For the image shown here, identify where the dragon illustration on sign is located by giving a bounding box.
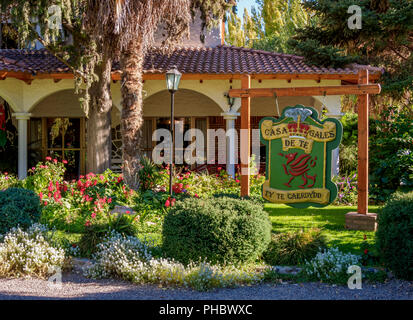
[278,152,317,188]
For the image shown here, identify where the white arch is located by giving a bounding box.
[0,89,20,112]
[142,80,229,112]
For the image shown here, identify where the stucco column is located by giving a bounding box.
[221,111,240,178]
[327,113,344,177]
[13,113,31,180]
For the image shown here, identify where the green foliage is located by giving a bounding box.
[78,213,138,257]
[339,145,358,176]
[263,229,326,266]
[369,107,413,200]
[162,197,272,265]
[333,173,358,206]
[291,0,413,98]
[376,191,413,280]
[226,0,310,53]
[0,188,41,234]
[288,38,357,68]
[0,172,18,190]
[138,156,163,191]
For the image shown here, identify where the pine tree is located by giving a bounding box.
[290,0,413,104]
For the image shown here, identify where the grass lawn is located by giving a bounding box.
[265,204,381,255]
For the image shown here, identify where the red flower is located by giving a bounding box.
[85,220,91,227]
[194,193,199,198]
[72,244,77,248]
[91,212,97,219]
[364,249,369,255]
[165,200,170,208]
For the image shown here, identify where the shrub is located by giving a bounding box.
[0,188,41,234]
[138,156,163,191]
[162,197,272,264]
[302,247,361,284]
[0,224,66,278]
[263,229,326,266]
[376,191,413,280]
[78,213,138,257]
[369,107,413,201]
[86,232,261,291]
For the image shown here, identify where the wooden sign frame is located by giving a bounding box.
[229,69,380,228]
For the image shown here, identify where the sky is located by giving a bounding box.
[235,0,256,15]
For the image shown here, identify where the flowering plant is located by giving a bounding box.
[0,171,17,190]
[0,224,66,278]
[85,232,262,291]
[333,173,358,206]
[302,247,361,284]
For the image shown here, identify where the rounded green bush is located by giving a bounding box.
[0,188,41,234]
[162,197,272,265]
[376,191,413,280]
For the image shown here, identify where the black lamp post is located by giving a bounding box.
[165,66,182,196]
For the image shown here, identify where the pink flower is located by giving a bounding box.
[85,220,91,227]
[165,200,170,208]
[126,211,131,214]
[45,157,52,161]
[53,159,58,164]
[62,160,68,164]
[194,193,199,198]
[91,212,97,219]
[235,179,240,183]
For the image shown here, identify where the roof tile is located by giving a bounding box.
[0,46,383,76]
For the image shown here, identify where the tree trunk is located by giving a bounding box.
[86,54,113,174]
[119,41,145,189]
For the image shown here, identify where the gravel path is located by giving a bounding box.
[0,273,411,300]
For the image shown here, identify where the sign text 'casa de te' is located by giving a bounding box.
[259,105,343,208]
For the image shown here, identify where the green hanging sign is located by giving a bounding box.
[259,105,343,208]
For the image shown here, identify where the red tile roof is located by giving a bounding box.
[0,45,383,77]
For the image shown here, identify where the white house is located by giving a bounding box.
[0,20,382,180]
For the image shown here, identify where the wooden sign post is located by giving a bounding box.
[345,69,378,231]
[230,70,380,230]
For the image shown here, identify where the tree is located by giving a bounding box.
[225,0,310,53]
[289,0,413,108]
[0,0,113,174]
[83,0,233,189]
